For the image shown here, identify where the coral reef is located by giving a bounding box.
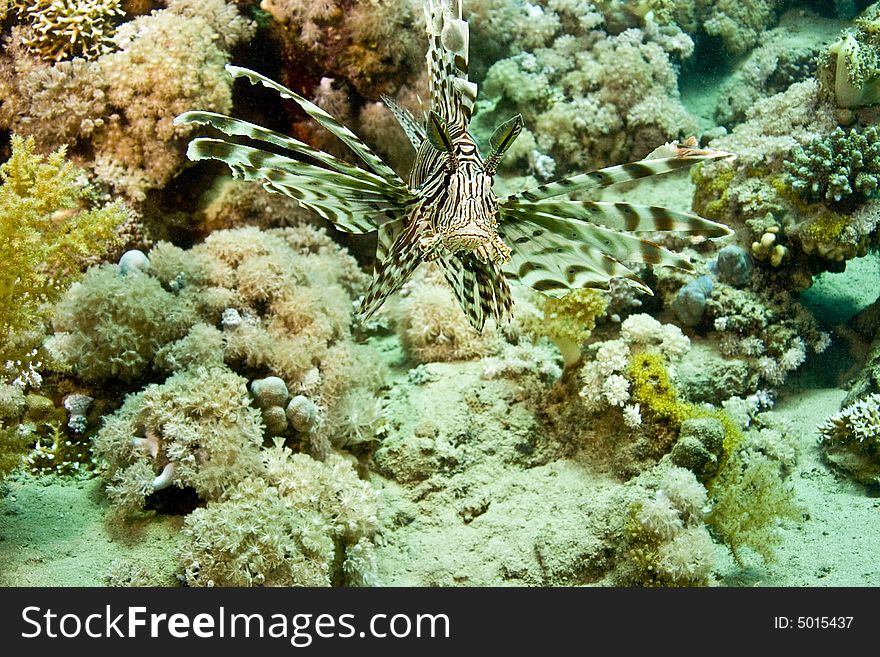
[472,7,697,176]
[0,135,129,385]
[10,0,125,62]
[0,0,255,200]
[714,11,842,127]
[179,445,378,587]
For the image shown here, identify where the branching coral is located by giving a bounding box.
[0,135,128,384]
[784,126,880,203]
[11,0,125,62]
[706,437,801,564]
[819,393,880,485]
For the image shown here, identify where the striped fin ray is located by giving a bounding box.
[187,138,409,233]
[224,65,402,183]
[424,0,475,123]
[498,208,702,297]
[175,110,408,197]
[359,219,426,318]
[503,199,731,236]
[501,206,695,271]
[502,150,732,205]
[380,95,425,150]
[438,254,512,330]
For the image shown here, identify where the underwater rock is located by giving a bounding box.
[712,245,753,288]
[118,249,150,275]
[671,275,713,327]
[670,417,725,481]
[286,395,320,433]
[250,376,290,410]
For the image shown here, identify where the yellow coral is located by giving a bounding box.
[0,135,128,382]
[627,351,685,428]
[523,288,608,367]
[13,0,125,62]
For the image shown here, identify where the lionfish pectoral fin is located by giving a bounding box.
[359,219,427,319]
[438,254,513,332]
[498,207,690,297]
[503,149,734,204]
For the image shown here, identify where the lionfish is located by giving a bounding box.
[175,0,732,331]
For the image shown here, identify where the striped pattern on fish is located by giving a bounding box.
[175,0,733,332]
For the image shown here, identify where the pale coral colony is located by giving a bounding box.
[1,0,880,588]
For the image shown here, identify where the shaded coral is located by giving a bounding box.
[714,11,842,127]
